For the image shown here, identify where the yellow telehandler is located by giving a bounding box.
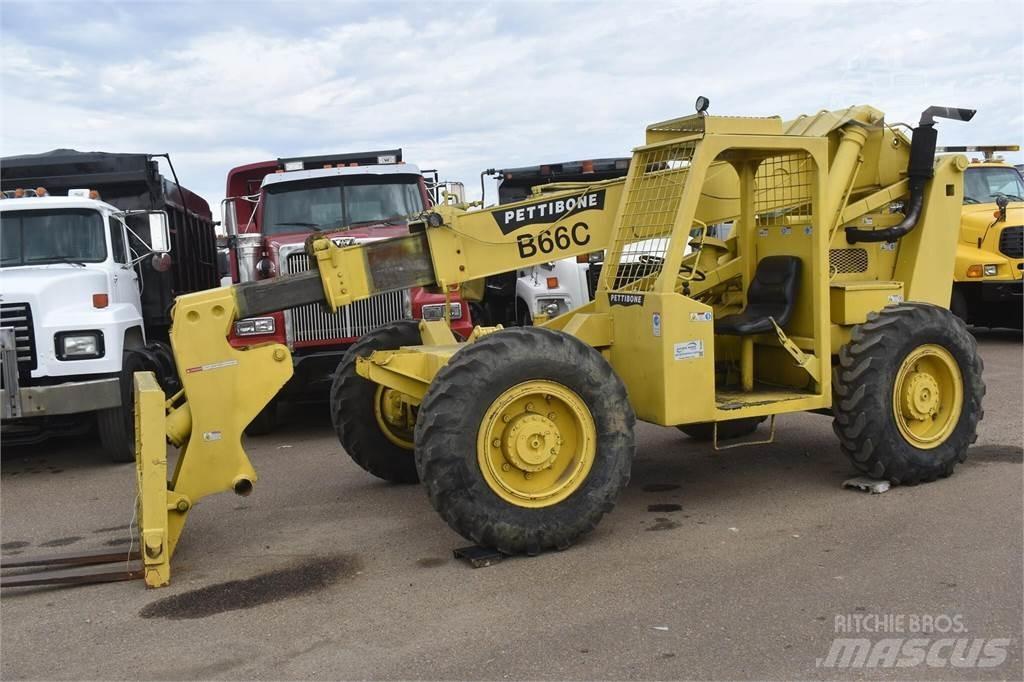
[2,101,985,588]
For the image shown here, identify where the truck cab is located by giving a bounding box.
[475,158,632,326]
[221,150,472,432]
[0,190,169,448]
[942,146,1023,328]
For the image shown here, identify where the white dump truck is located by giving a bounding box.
[0,150,218,461]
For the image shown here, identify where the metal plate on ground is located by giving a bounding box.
[453,545,503,568]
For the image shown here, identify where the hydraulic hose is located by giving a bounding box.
[846,106,975,244]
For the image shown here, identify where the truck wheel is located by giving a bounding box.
[414,327,635,554]
[832,303,985,484]
[949,286,969,325]
[677,417,766,441]
[97,351,149,463]
[244,397,279,436]
[331,321,422,484]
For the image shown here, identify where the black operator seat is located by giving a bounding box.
[715,256,802,336]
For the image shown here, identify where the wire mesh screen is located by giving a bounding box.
[601,141,697,292]
[754,152,814,228]
[829,248,868,274]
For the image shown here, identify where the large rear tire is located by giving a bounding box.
[414,327,635,554]
[330,321,422,484]
[832,303,984,484]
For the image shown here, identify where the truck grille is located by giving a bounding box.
[998,226,1023,259]
[283,252,411,343]
[0,302,37,373]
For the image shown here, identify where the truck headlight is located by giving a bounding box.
[234,317,276,336]
[983,264,998,277]
[536,297,565,316]
[55,331,104,360]
[420,302,463,321]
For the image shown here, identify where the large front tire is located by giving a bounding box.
[330,321,422,484]
[832,303,984,484]
[414,327,635,554]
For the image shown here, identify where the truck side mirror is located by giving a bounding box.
[148,212,171,253]
[221,198,238,236]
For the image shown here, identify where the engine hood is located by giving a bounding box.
[266,222,410,249]
[0,266,109,309]
[960,204,1023,239]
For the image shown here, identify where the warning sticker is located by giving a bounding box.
[887,294,904,304]
[652,313,662,337]
[781,226,792,236]
[674,340,704,361]
[689,311,713,322]
[203,431,222,442]
[758,228,769,238]
[185,359,239,374]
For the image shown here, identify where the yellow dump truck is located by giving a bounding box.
[941,145,1022,328]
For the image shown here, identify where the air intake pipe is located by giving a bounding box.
[846,106,975,244]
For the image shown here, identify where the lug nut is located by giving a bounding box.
[526,402,534,412]
[548,412,556,420]
[502,415,511,423]
[492,439,500,448]
[502,463,511,471]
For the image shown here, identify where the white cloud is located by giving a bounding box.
[1,0,1021,215]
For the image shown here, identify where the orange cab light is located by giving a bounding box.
[323,164,333,168]
[581,160,595,174]
[88,190,101,200]
[994,210,1003,218]
[35,186,48,196]
[547,277,559,289]
[349,162,358,167]
[14,188,24,198]
[576,254,589,263]
[92,293,109,308]
[965,264,984,278]
[274,169,284,173]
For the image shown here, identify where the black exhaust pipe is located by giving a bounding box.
[846,106,976,244]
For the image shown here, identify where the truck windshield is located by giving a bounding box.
[963,167,1024,204]
[262,175,425,235]
[0,209,107,267]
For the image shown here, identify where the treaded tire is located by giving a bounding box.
[97,351,149,463]
[832,303,985,484]
[414,327,635,554]
[677,417,766,441]
[244,397,279,436]
[330,321,422,484]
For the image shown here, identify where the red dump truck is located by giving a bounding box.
[221,149,473,433]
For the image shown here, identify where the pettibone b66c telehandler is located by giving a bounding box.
[2,101,985,588]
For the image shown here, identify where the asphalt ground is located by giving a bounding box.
[1,330,1021,680]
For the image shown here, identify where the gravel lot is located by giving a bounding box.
[2,330,1021,680]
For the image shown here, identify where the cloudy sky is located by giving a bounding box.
[2,0,1021,217]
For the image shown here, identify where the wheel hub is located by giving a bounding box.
[902,371,941,421]
[503,413,561,472]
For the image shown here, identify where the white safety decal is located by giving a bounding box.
[674,340,704,361]
[185,359,239,374]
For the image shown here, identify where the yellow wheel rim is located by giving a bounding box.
[373,385,415,450]
[477,380,597,508]
[892,344,963,450]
